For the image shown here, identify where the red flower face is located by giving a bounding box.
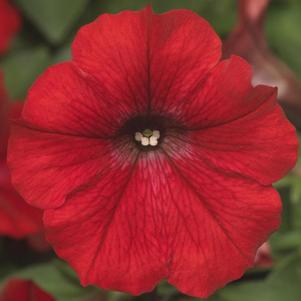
[0,73,43,239]
[0,279,55,301]
[0,0,20,55]
[8,8,298,297]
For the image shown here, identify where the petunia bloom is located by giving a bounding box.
[0,279,55,301]
[223,0,301,120]
[0,0,21,55]
[8,7,298,297]
[0,72,43,239]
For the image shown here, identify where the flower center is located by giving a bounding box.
[117,114,181,151]
[134,129,160,146]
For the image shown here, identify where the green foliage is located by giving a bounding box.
[272,136,301,256]
[16,0,89,44]
[219,253,301,301]
[0,47,50,99]
[90,0,235,36]
[1,260,98,301]
[266,1,301,77]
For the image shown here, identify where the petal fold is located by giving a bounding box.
[23,63,133,137]
[72,8,221,113]
[8,126,137,209]
[44,154,169,295]
[183,92,298,185]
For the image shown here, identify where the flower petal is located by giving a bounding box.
[44,150,280,297]
[22,62,134,137]
[0,72,9,158]
[24,9,221,137]
[180,90,298,185]
[0,0,21,54]
[168,55,271,128]
[8,126,137,209]
[162,151,281,297]
[0,191,42,238]
[159,55,298,185]
[157,144,281,296]
[0,279,55,301]
[72,8,221,113]
[0,162,42,238]
[44,153,168,295]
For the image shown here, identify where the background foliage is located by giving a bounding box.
[1,0,301,300]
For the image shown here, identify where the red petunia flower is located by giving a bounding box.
[223,0,301,118]
[0,279,55,301]
[8,7,298,297]
[0,72,43,239]
[0,0,21,55]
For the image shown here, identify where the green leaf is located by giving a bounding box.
[1,260,98,301]
[271,231,301,252]
[267,1,301,76]
[219,282,269,301]
[0,47,51,99]
[15,0,89,44]
[88,0,235,36]
[197,0,236,37]
[52,44,72,64]
[264,253,301,301]
[220,253,301,301]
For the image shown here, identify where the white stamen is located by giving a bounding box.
[135,132,142,142]
[149,136,159,146]
[134,129,160,147]
[141,137,150,146]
